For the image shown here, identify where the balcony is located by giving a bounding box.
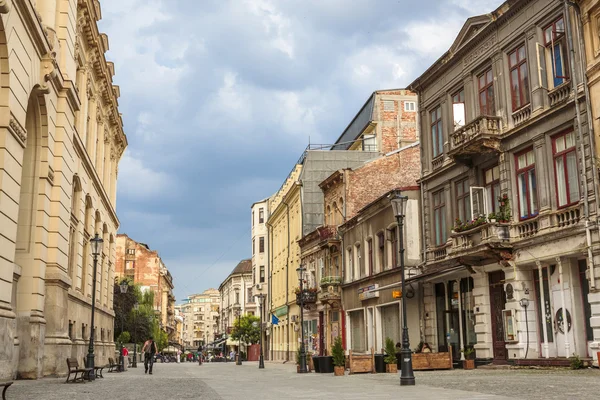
[318,276,342,306]
[295,289,317,308]
[449,222,511,265]
[449,116,501,160]
[510,205,582,242]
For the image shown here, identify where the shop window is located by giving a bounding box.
[349,310,366,352]
[553,131,579,207]
[515,148,538,219]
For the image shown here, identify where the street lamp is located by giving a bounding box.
[235,288,242,365]
[86,233,103,380]
[132,302,139,368]
[255,292,266,369]
[390,194,415,386]
[117,280,129,372]
[296,265,307,374]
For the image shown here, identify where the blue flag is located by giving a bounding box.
[271,314,279,325]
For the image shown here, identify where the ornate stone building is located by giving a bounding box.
[178,289,220,349]
[0,0,126,380]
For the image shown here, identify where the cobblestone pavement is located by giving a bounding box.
[8,361,600,400]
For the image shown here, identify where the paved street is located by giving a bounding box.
[8,361,600,400]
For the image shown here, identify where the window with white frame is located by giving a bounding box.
[544,16,569,89]
[553,131,579,207]
[347,247,354,281]
[404,101,416,112]
[515,148,539,220]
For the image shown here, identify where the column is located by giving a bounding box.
[75,68,88,143]
[86,96,97,159]
[527,26,547,113]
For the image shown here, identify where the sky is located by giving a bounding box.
[98,0,500,302]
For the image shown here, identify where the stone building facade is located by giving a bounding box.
[114,234,175,340]
[178,289,220,349]
[218,259,254,340]
[409,0,600,364]
[0,0,126,380]
[251,199,270,357]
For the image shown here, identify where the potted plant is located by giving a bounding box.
[497,194,512,223]
[384,338,398,373]
[332,336,345,376]
[462,347,475,370]
[488,212,497,223]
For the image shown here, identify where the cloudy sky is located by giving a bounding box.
[98,0,499,301]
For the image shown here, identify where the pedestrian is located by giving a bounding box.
[122,346,129,368]
[198,345,203,365]
[142,336,158,375]
[230,349,235,362]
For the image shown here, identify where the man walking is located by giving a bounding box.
[142,336,158,375]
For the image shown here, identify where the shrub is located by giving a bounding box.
[332,336,345,367]
[384,337,397,364]
[570,354,583,370]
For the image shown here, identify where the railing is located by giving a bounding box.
[450,115,501,152]
[450,223,510,254]
[296,290,317,305]
[512,105,531,126]
[553,205,581,228]
[549,81,571,107]
[512,219,539,239]
[320,276,342,287]
[432,156,444,170]
[426,244,449,263]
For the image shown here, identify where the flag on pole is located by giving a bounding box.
[271,314,279,325]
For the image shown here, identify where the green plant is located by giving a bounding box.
[332,336,345,367]
[462,347,475,360]
[384,337,397,364]
[453,215,487,232]
[488,212,497,220]
[570,354,583,370]
[497,194,512,222]
[117,331,130,344]
[230,314,261,344]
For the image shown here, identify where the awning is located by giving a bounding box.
[162,345,179,353]
[225,338,246,346]
[365,265,471,293]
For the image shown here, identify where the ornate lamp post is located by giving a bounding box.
[255,292,266,369]
[117,281,128,372]
[86,233,103,380]
[390,194,415,386]
[132,302,139,368]
[296,265,307,373]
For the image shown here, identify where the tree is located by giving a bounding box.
[230,314,260,344]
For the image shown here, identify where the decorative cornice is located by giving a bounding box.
[12,0,51,58]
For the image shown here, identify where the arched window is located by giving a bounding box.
[68,175,82,286]
[326,205,331,225]
[332,202,338,225]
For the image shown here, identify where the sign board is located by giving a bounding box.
[358,284,379,301]
[392,290,402,299]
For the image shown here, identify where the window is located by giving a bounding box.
[127,248,135,255]
[544,17,568,88]
[235,292,240,305]
[260,265,265,283]
[515,148,538,219]
[509,45,530,111]
[367,239,373,276]
[319,258,324,281]
[356,243,363,277]
[452,89,465,130]
[247,288,252,302]
[456,178,471,222]
[390,227,398,268]
[484,166,501,213]
[259,237,265,253]
[478,69,495,116]
[431,106,443,157]
[252,211,255,227]
[362,134,377,151]
[553,131,579,207]
[383,100,395,111]
[433,190,447,246]
[404,101,416,112]
[252,238,255,255]
[347,248,354,281]
[377,232,385,271]
[259,208,264,223]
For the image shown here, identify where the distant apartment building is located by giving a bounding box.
[178,289,220,349]
[115,234,176,340]
[219,260,254,338]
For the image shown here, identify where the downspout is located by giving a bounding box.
[571,0,598,289]
[283,199,291,362]
[266,219,273,360]
[564,0,596,288]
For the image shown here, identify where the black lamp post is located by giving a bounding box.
[235,288,242,365]
[132,302,139,368]
[391,194,415,386]
[296,265,307,374]
[255,292,266,369]
[86,233,103,380]
[117,281,128,372]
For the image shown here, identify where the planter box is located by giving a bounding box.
[348,349,375,374]
[386,364,398,373]
[463,359,475,370]
[320,356,334,373]
[312,356,321,373]
[412,351,453,371]
[334,366,345,376]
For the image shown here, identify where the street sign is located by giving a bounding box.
[392,290,402,299]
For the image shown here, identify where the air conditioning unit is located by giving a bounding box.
[255,283,262,290]
[291,315,298,323]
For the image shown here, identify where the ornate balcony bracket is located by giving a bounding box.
[449,116,502,161]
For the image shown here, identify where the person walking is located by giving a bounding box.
[142,336,158,375]
[122,346,129,369]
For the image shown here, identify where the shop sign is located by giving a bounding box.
[275,305,288,317]
[358,284,379,301]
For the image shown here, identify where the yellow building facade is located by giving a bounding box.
[0,0,126,379]
[268,165,303,361]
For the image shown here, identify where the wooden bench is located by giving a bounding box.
[65,358,92,383]
[84,357,106,378]
[107,358,121,373]
[0,381,13,400]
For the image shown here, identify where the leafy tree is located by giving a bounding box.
[230,314,260,344]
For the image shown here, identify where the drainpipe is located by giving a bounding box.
[283,199,291,362]
[570,0,598,289]
[266,218,273,361]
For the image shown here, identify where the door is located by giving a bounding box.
[489,271,507,362]
[319,311,325,356]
